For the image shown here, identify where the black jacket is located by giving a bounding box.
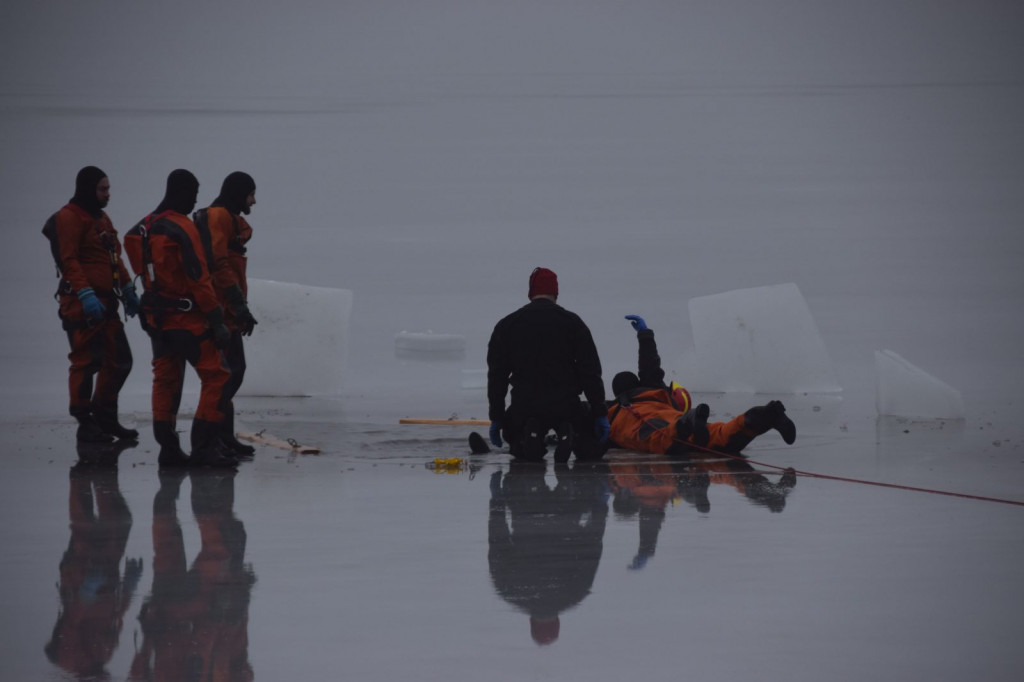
[487,298,605,422]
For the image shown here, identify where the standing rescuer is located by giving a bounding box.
[124,170,236,469]
[44,166,141,443]
[193,171,258,457]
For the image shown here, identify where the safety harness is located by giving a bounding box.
[43,209,127,328]
[134,211,197,332]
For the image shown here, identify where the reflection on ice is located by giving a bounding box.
[129,470,255,681]
[488,460,608,646]
[45,448,139,680]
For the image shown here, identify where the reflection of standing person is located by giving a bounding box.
[194,172,259,458]
[45,451,142,678]
[129,470,255,681]
[608,315,796,455]
[487,268,609,462]
[488,460,610,645]
[124,170,236,469]
[45,166,141,443]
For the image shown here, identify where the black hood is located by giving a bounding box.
[154,169,200,215]
[69,166,108,217]
[211,171,255,215]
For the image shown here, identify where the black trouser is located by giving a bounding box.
[222,331,247,406]
[503,400,605,461]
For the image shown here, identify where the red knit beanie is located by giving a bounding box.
[528,267,558,299]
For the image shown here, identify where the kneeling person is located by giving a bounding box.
[486,268,609,462]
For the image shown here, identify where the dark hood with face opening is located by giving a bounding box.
[211,171,255,216]
[154,169,200,215]
[69,166,108,218]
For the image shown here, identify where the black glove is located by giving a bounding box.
[224,284,258,336]
[207,307,231,350]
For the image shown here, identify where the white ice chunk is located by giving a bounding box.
[395,331,466,360]
[686,283,840,393]
[239,279,353,396]
[875,349,965,419]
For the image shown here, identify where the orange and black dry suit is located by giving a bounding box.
[193,172,257,443]
[45,462,140,679]
[607,329,776,455]
[46,188,135,426]
[129,471,254,681]
[124,200,230,454]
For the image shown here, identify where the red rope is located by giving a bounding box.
[623,403,1024,508]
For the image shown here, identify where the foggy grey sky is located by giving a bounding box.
[2,1,1022,98]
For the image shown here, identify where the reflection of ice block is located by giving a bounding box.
[395,332,465,361]
[875,350,965,419]
[687,283,840,393]
[239,279,353,396]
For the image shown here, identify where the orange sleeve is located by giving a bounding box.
[206,207,240,291]
[55,208,91,292]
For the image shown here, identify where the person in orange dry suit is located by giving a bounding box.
[607,315,796,456]
[123,170,236,469]
[193,172,259,458]
[44,166,142,443]
[129,469,255,681]
[44,443,142,679]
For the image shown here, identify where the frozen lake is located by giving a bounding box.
[2,2,1024,679]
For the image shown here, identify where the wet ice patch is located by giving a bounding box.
[685,283,840,393]
[240,279,353,396]
[875,349,965,419]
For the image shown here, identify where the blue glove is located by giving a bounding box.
[489,422,503,448]
[77,287,106,321]
[625,314,647,332]
[595,415,610,443]
[121,283,141,318]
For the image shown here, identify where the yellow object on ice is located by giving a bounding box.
[427,458,465,473]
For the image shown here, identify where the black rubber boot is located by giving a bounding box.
[468,432,491,454]
[190,419,239,469]
[675,403,710,447]
[94,407,140,441]
[518,418,547,461]
[767,400,797,445]
[745,401,796,444]
[154,420,190,469]
[75,414,115,444]
[220,411,256,458]
[553,421,574,463]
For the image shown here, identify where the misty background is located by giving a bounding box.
[1,1,1022,420]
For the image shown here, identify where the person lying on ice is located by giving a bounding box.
[607,315,796,456]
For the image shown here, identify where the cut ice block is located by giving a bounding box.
[686,283,840,393]
[395,331,466,360]
[238,279,353,396]
[875,349,965,419]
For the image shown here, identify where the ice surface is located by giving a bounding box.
[240,279,353,397]
[875,349,965,420]
[685,283,841,393]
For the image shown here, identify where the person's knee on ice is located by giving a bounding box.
[675,403,710,447]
